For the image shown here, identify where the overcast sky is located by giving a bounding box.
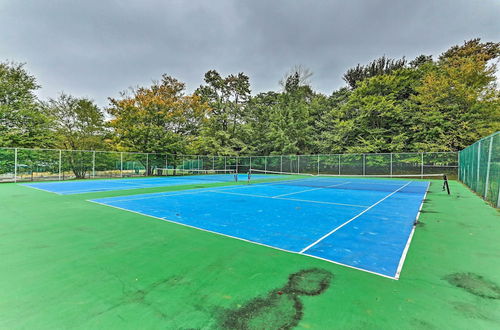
[1,0,499,107]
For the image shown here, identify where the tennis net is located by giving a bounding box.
[155,168,237,182]
[248,169,446,194]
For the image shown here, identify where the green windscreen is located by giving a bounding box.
[459,132,499,208]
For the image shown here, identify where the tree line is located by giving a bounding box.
[1,39,499,157]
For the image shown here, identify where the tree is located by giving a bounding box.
[411,39,500,151]
[108,75,208,172]
[42,94,107,178]
[343,56,407,89]
[0,61,53,147]
[44,93,107,150]
[194,70,251,155]
[266,70,316,154]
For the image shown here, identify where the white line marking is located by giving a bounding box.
[87,199,398,279]
[299,181,413,254]
[301,252,397,280]
[211,190,368,208]
[271,182,351,198]
[89,183,265,203]
[19,184,63,195]
[394,181,430,279]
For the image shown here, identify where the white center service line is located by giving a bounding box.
[299,181,412,254]
[271,181,351,198]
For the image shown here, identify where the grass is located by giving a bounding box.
[0,179,499,329]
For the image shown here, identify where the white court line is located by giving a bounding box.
[394,181,430,279]
[211,190,368,208]
[20,184,63,195]
[88,183,264,203]
[299,181,413,254]
[271,181,351,198]
[88,199,398,279]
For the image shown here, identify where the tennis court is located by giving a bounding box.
[21,172,275,195]
[90,174,430,278]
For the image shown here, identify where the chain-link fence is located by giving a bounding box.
[0,148,458,183]
[459,132,499,208]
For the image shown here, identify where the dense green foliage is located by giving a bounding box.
[1,39,498,155]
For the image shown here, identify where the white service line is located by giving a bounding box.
[211,190,368,208]
[271,181,351,198]
[299,181,413,254]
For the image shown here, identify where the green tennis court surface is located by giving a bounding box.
[1,178,499,329]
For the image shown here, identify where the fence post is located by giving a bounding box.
[250,156,252,172]
[297,155,300,174]
[421,153,424,178]
[146,153,149,176]
[236,156,239,173]
[484,137,493,199]
[120,152,123,177]
[264,156,267,173]
[212,156,215,170]
[390,153,393,177]
[224,156,227,172]
[58,150,62,180]
[14,148,18,182]
[165,154,168,173]
[338,154,341,175]
[457,152,460,181]
[362,154,366,176]
[317,154,320,175]
[476,141,481,190]
[92,151,95,179]
[280,155,283,172]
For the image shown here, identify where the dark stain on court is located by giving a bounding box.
[220,268,333,329]
[444,272,500,299]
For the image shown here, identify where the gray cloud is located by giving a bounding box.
[1,0,498,107]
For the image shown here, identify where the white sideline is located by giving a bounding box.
[394,181,430,279]
[299,181,413,253]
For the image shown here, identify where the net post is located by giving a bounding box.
[59,149,62,180]
[14,148,17,183]
[484,136,493,199]
[92,151,95,179]
[420,153,424,179]
[390,153,393,177]
[317,154,320,175]
[120,152,123,177]
[443,174,450,195]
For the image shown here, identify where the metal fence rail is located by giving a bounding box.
[0,147,458,183]
[459,131,499,208]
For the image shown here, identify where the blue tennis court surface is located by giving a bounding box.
[90,177,430,278]
[21,174,273,195]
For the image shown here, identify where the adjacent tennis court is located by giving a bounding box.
[90,175,429,278]
[21,171,275,195]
